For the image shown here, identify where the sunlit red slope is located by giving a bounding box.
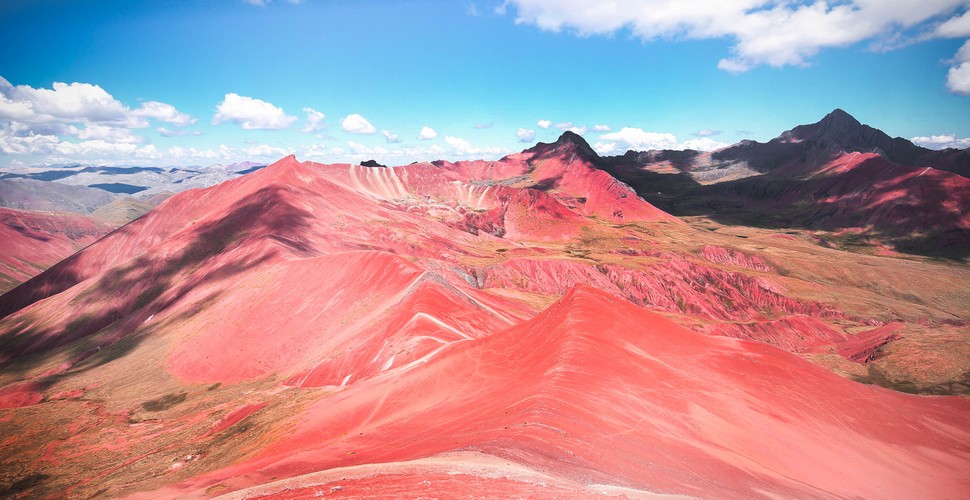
[0,207,112,293]
[163,284,970,498]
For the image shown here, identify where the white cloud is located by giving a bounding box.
[0,131,163,162]
[474,122,494,129]
[418,126,438,140]
[348,141,372,155]
[212,93,297,130]
[592,124,611,132]
[301,107,326,133]
[693,128,722,137]
[680,137,729,151]
[717,58,753,75]
[592,142,622,155]
[243,144,293,158]
[554,121,588,134]
[936,11,970,37]
[0,76,193,135]
[947,40,970,95]
[0,131,61,155]
[302,139,507,164]
[911,133,970,149]
[596,127,731,153]
[168,146,224,160]
[382,130,401,143]
[446,136,474,154]
[0,76,131,124]
[77,124,144,144]
[341,113,377,134]
[157,126,202,137]
[0,77,209,161]
[598,127,679,151]
[444,136,507,157]
[133,101,195,126]
[516,128,536,142]
[601,128,679,149]
[503,1,970,74]
[537,119,551,129]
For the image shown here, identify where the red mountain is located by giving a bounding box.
[0,136,968,497]
[0,207,113,293]
[601,109,970,258]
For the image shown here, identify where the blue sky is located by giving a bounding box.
[2,0,970,166]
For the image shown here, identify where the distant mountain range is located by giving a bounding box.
[596,109,970,258]
[0,161,265,219]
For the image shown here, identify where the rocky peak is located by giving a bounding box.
[528,131,600,163]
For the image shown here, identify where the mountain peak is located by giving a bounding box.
[555,130,590,148]
[533,131,599,160]
[780,108,889,152]
[815,108,863,136]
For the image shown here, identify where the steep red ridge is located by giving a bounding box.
[162,285,970,498]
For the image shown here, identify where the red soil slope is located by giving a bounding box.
[0,207,113,293]
[162,285,970,498]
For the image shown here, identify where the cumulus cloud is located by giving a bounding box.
[936,11,970,37]
[347,141,389,156]
[680,137,730,151]
[947,40,970,95]
[501,0,970,76]
[301,107,326,133]
[304,140,499,164]
[594,126,727,154]
[516,128,536,142]
[592,124,611,132]
[341,113,377,135]
[212,93,297,130]
[598,127,678,152]
[474,122,494,129]
[537,119,551,129]
[554,121,588,134]
[445,136,475,155]
[0,76,208,162]
[418,126,438,140]
[242,143,294,158]
[911,133,970,149]
[77,124,144,144]
[133,101,196,126]
[382,130,401,143]
[445,136,507,157]
[0,130,163,162]
[0,76,131,125]
[0,76,194,134]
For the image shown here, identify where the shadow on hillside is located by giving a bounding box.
[854,366,970,397]
[605,155,970,261]
[0,185,315,376]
